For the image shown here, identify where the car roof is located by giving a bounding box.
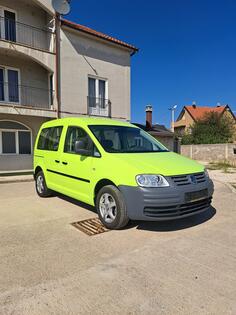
[41,117,136,128]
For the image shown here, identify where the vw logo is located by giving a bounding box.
[190,175,197,184]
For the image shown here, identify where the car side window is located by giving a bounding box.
[64,126,96,154]
[37,126,63,151]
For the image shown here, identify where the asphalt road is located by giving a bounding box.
[0,179,235,315]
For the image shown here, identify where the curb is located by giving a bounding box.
[0,178,34,184]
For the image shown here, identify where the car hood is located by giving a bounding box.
[111,151,204,176]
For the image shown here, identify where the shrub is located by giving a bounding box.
[181,112,235,144]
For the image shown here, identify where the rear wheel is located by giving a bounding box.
[96,185,129,229]
[35,171,52,197]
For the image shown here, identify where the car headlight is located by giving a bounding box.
[136,174,169,187]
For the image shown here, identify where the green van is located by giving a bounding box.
[34,117,214,229]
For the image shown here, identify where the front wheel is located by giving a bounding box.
[96,185,129,229]
[35,171,52,197]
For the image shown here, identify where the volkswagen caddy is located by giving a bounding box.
[34,117,214,229]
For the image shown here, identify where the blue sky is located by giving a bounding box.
[67,0,236,127]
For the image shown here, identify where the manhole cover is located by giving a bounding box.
[71,217,109,236]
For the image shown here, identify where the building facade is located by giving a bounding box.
[0,0,137,172]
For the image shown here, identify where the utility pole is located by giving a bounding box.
[168,104,177,132]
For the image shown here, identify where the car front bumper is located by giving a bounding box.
[119,178,214,221]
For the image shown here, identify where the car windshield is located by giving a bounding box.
[88,125,169,153]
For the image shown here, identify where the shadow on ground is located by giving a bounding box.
[54,193,216,233]
[133,206,216,232]
[55,193,97,214]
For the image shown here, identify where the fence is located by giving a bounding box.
[181,143,236,165]
[87,96,111,117]
[0,17,55,52]
[0,82,54,109]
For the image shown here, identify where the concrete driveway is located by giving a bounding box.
[0,179,235,315]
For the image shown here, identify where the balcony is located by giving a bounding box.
[87,96,111,117]
[0,16,55,53]
[0,81,54,109]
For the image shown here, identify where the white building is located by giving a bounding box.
[0,0,138,172]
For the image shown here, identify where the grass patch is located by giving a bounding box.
[207,161,236,173]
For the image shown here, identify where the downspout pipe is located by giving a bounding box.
[55,13,61,118]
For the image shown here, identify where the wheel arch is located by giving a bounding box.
[94,179,117,201]
[34,165,43,179]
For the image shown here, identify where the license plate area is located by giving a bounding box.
[185,189,208,202]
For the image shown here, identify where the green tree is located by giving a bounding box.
[181,112,235,144]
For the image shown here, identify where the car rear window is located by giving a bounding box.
[37,126,63,151]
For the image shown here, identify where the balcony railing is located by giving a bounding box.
[87,96,111,117]
[0,82,54,109]
[0,17,55,52]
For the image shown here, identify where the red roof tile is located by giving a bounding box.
[61,19,138,54]
[185,105,228,120]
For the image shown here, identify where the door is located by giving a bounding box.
[59,126,95,204]
[36,126,63,191]
[8,69,19,102]
[4,10,16,42]
[0,68,4,101]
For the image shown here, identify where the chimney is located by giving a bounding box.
[192,101,197,109]
[146,105,153,130]
[216,102,221,107]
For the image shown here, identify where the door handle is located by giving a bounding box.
[62,161,68,165]
[55,160,60,163]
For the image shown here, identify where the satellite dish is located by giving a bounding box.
[52,0,71,15]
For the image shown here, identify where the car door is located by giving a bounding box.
[59,125,95,204]
[37,125,63,191]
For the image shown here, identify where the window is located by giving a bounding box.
[37,126,63,151]
[2,131,16,153]
[0,68,4,101]
[0,67,20,103]
[89,125,168,153]
[49,74,54,106]
[19,131,31,154]
[64,126,98,155]
[0,8,16,42]
[88,78,96,107]
[88,77,107,108]
[0,120,31,155]
[8,69,19,102]
[4,10,16,42]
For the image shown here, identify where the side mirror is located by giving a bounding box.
[75,140,92,156]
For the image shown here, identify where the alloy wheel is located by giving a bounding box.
[99,193,117,223]
[36,175,44,194]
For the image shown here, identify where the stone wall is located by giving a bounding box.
[154,136,174,151]
[181,143,236,165]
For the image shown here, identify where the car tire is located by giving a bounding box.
[96,185,129,229]
[35,171,52,197]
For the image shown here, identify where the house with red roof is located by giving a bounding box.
[174,103,236,135]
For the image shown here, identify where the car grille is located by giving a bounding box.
[144,197,212,218]
[171,172,206,186]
